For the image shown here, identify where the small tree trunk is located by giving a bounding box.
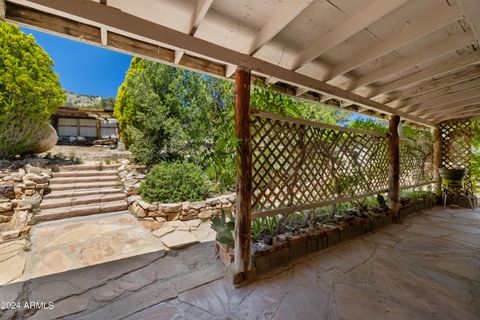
[233,66,252,281]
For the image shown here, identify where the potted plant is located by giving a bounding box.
[211,211,235,266]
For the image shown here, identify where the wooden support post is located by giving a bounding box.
[234,66,252,281]
[433,126,442,196]
[388,115,400,219]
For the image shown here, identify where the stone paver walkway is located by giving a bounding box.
[1,207,479,319]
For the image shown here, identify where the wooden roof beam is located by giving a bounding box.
[175,0,214,64]
[326,5,463,81]
[421,103,480,118]
[13,0,434,127]
[433,109,480,122]
[351,31,476,89]
[290,0,408,71]
[228,0,313,77]
[248,0,313,56]
[395,77,480,109]
[457,0,480,42]
[383,65,480,104]
[189,0,214,35]
[405,87,480,113]
[370,50,480,97]
[412,96,480,116]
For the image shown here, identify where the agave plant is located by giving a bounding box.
[211,210,235,244]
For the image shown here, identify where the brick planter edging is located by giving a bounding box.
[253,199,435,275]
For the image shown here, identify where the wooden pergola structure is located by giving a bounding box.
[2,0,479,281]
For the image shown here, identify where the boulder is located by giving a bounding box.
[33,124,58,153]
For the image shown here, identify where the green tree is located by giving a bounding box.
[115,58,353,192]
[0,22,65,158]
[251,81,349,124]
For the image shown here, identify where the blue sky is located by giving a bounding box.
[20,27,132,98]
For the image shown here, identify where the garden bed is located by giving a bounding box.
[216,196,436,275]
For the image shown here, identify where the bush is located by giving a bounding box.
[0,22,65,158]
[139,161,211,202]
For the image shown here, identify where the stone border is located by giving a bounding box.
[0,164,52,241]
[129,194,236,223]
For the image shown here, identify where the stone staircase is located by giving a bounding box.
[35,162,128,222]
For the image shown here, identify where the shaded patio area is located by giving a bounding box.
[1,206,478,319]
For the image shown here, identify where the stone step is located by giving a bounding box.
[51,170,118,178]
[43,188,123,200]
[50,175,118,185]
[58,163,121,171]
[35,201,129,222]
[49,181,121,191]
[40,193,126,210]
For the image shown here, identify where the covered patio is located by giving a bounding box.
[1,0,480,318]
[0,207,478,319]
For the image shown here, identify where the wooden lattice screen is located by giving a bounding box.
[251,111,389,217]
[400,138,434,188]
[440,120,473,194]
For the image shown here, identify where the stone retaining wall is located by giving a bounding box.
[0,164,52,241]
[117,159,237,226]
[129,194,236,223]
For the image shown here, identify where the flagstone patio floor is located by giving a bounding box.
[0,206,479,319]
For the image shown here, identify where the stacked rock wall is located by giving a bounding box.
[129,194,236,222]
[0,164,51,241]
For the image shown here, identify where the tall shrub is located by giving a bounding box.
[0,22,65,158]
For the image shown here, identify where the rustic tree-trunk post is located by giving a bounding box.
[234,66,252,281]
[433,126,442,197]
[388,115,400,220]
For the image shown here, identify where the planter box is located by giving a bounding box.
[244,200,439,275]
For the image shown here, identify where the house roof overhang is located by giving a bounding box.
[3,0,480,128]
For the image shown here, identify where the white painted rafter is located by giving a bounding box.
[352,31,475,89]
[370,50,480,97]
[397,77,480,109]
[383,65,480,104]
[411,93,480,116]
[457,0,480,42]
[433,108,480,122]
[420,103,480,118]
[295,87,309,96]
[249,0,313,56]
[290,0,408,71]
[189,0,214,35]
[326,5,463,80]
[175,0,214,65]
[100,27,107,46]
[407,87,480,112]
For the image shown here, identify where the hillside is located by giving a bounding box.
[63,91,115,111]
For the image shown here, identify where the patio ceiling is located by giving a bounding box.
[3,0,480,127]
